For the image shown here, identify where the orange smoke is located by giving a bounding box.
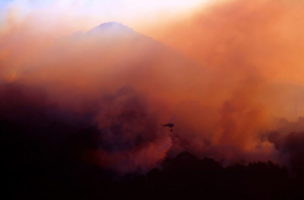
[152,0,304,159]
[1,0,304,172]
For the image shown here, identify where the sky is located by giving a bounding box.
[0,0,211,32]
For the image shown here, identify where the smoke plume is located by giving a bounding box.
[2,0,304,173]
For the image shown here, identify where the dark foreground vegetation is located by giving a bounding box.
[3,131,304,200]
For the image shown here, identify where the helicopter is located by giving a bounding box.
[162,123,175,132]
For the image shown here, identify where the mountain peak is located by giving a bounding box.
[91,22,134,34]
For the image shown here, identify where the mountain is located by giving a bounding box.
[90,22,135,34]
[31,21,206,101]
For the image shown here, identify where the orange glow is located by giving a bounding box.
[1,0,304,172]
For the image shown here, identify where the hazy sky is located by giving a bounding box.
[0,0,210,31]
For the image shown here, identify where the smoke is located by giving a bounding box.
[268,118,304,175]
[0,19,196,172]
[2,0,304,173]
[153,0,304,161]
